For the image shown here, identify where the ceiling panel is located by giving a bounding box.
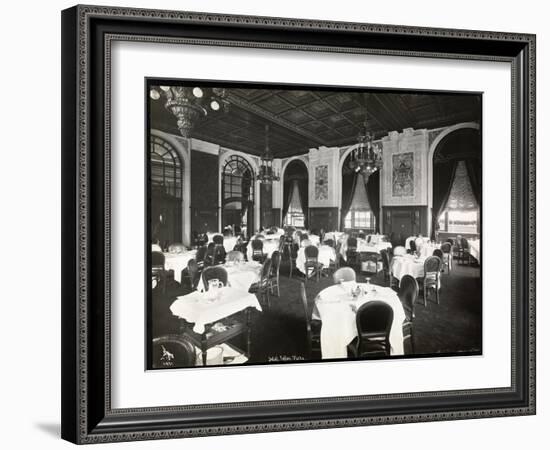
[149,85,481,157]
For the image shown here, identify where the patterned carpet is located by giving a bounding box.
[151,257,482,366]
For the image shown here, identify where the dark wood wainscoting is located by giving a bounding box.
[382,206,428,245]
[309,207,339,232]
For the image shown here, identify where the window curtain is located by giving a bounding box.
[297,178,309,229]
[241,176,250,225]
[341,172,358,229]
[431,160,458,239]
[465,158,481,206]
[365,171,380,232]
[282,179,292,224]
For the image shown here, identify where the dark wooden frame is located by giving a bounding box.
[61,4,536,444]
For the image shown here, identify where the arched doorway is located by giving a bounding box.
[341,152,380,232]
[150,135,183,248]
[222,155,255,238]
[282,159,308,228]
[431,128,481,240]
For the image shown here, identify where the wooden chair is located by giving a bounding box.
[457,237,471,265]
[418,256,442,306]
[409,239,417,254]
[151,335,196,369]
[346,237,360,268]
[299,282,321,359]
[250,239,265,263]
[398,275,419,354]
[249,258,272,307]
[181,258,200,291]
[304,245,322,282]
[332,267,356,284]
[268,251,281,297]
[349,301,394,357]
[440,242,452,273]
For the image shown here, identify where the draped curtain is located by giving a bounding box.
[297,178,309,229]
[431,160,458,240]
[282,179,292,224]
[365,171,380,232]
[341,172,358,229]
[465,158,482,206]
[241,174,250,225]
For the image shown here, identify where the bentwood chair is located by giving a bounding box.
[349,301,394,357]
[181,259,200,291]
[346,237,360,268]
[457,237,471,265]
[440,242,452,273]
[409,239,417,255]
[398,275,419,354]
[250,239,265,263]
[201,266,228,290]
[268,250,281,297]
[433,249,444,272]
[299,282,321,359]
[152,335,197,369]
[304,245,322,282]
[249,258,272,307]
[151,251,168,292]
[418,255,442,306]
[332,267,356,284]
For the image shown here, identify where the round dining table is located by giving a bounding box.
[163,250,197,283]
[312,283,405,359]
[196,261,262,293]
[295,245,336,274]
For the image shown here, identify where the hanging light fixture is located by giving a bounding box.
[257,124,280,184]
[149,85,229,138]
[349,94,383,180]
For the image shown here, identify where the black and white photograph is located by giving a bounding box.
[146,81,482,369]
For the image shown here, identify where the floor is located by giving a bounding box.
[151,257,482,367]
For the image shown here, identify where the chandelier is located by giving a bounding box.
[149,85,228,138]
[257,125,280,184]
[349,95,382,179]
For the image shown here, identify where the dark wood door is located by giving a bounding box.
[151,192,182,249]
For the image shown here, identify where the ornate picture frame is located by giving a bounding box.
[61,5,535,444]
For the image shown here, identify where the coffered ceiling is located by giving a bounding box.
[149,86,481,158]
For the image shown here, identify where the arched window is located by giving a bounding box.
[222,155,255,237]
[150,136,183,246]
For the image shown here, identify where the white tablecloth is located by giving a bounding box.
[391,254,426,281]
[170,287,262,334]
[340,237,391,261]
[468,239,480,262]
[312,284,405,359]
[246,239,279,261]
[196,262,262,293]
[367,234,388,244]
[163,250,197,283]
[295,245,336,274]
[417,243,441,258]
[324,231,345,243]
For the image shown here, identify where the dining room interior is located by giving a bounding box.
[147,81,482,369]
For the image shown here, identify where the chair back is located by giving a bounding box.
[251,239,264,251]
[332,267,356,284]
[398,275,419,321]
[440,242,452,253]
[356,301,394,345]
[152,335,196,369]
[151,251,165,268]
[259,257,272,287]
[201,266,228,289]
[380,249,390,271]
[433,248,444,259]
[424,255,442,275]
[187,259,199,289]
[304,245,319,260]
[212,234,224,245]
[301,233,309,241]
[212,245,226,265]
[226,250,244,263]
[270,251,281,277]
[347,237,358,250]
[409,239,417,253]
[358,232,366,240]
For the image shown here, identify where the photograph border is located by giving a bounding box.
[61,4,535,444]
